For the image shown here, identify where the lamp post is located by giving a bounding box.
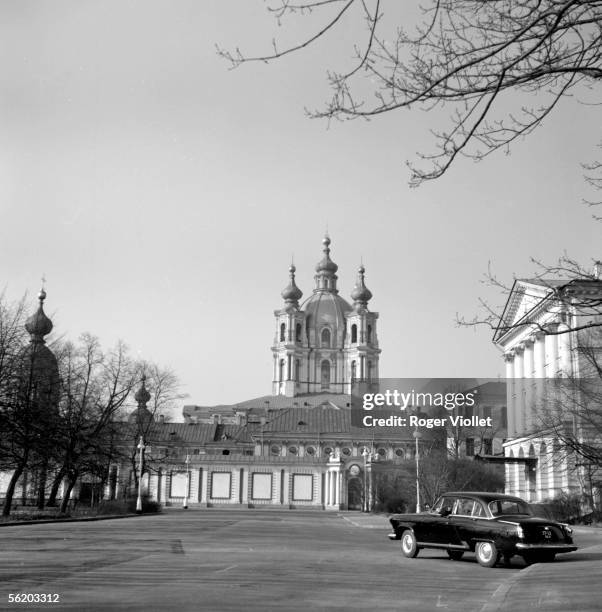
[183,453,190,509]
[361,447,378,512]
[136,436,145,514]
[413,427,422,513]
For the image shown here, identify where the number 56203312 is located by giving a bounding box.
[8,593,60,603]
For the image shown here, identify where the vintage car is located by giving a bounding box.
[388,492,577,568]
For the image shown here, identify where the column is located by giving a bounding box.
[558,323,572,376]
[504,353,515,438]
[545,328,558,377]
[533,332,546,431]
[330,470,336,506]
[514,345,524,437]
[523,338,534,432]
[334,472,340,506]
[325,472,331,506]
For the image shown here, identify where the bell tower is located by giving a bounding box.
[344,265,380,392]
[272,264,308,396]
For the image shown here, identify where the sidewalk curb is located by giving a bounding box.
[479,564,536,612]
[337,513,390,529]
[0,513,154,527]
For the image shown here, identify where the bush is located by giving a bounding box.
[124,495,161,514]
[542,492,585,523]
[377,496,408,514]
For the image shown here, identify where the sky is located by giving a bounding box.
[1,1,600,415]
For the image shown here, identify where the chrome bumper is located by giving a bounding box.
[515,543,577,552]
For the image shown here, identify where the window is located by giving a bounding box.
[280,323,285,342]
[351,324,357,343]
[472,503,486,517]
[321,360,330,390]
[341,447,351,456]
[367,361,373,382]
[466,438,475,456]
[295,359,300,382]
[270,445,281,456]
[321,328,331,347]
[295,323,302,342]
[278,359,285,382]
[367,324,372,343]
[483,438,493,455]
[324,447,333,456]
[453,498,475,516]
[305,446,316,456]
[377,447,386,457]
[288,446,298,455]
[433,496,455,514]
[489,499,532,517]
[395,448,404,458]
[351,361,356,382]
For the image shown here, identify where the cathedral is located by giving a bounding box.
[272,235,380,397]
[119,236,424,510]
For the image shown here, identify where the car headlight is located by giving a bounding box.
[516,525,524,539]
[560,523,573,535]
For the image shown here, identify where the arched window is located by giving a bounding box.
[278,359,285,382]
[280,323,286,342]
[321,360,330,390]
[295,323,302,342]
[351,324,357,343]
[351,361,356,382]
[367,324,372,343]
[321,328,331,347]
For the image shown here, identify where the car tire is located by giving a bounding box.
[475,541,499,568]
[401,530,419,558]
[447,550,464,561]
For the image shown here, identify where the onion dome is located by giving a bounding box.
[315,235,338,274]
[351,265,373,310]
[129,375,154,428]
[25,288,53,342]
[134,375,151,406]
[281,264,303,306]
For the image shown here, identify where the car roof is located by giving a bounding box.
[439,492,526,504]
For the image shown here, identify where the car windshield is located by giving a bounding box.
[488,499,533,516]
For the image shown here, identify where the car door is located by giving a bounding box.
[449,497,478,546]
[450,498,487,548]
[426,495,458,544]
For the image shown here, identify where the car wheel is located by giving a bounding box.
[475,541,499,568]
[447,550,464,561]
[401,530,419,558]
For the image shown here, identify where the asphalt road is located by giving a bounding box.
[0,510,597,612]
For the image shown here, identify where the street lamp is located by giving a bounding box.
[136,436,145,514]
[183,453,190,510]
[413,427,422,513]
[361,447,378,512]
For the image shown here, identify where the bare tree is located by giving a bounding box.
[218,1,601,185]
[122,362,186,496]
[0,293,60,517]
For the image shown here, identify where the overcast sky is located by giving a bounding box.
[1,1,600,414]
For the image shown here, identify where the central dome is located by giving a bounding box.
[302,291,351,331]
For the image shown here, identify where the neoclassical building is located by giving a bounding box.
[494,273,602,503]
